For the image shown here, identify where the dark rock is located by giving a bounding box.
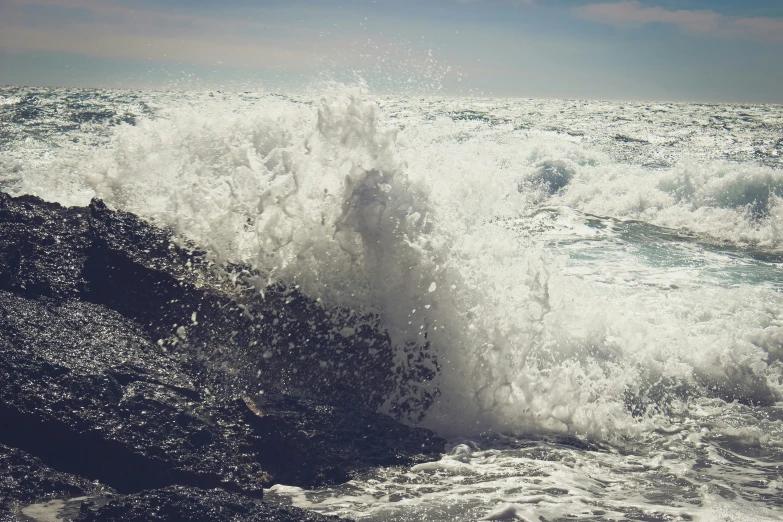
[239,393,446,487]
[0,191,445,518]
[0,192,438,415]
[0,291,267,497]
[0,290,444,494]
[73,486,349,522]
[0,192,91,299]
[86,197,436,415]
[0,444,111,522]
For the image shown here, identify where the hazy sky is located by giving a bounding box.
[1,0,781,102]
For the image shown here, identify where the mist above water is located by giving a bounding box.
[3,85,781,444]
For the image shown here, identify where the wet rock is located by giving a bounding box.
[72,486,349,522]
[0,290,444,495]
[0,444,111,522]
[239,393,446,487]
[0,291,266,497]
[0,192,437,414]
[0,191,445,518]
[0,192,91,299]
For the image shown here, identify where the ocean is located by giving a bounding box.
[1,85,782,521]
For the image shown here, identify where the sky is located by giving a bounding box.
[0,0,781,103]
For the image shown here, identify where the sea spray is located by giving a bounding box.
[7,86,783,441]
[5,84,783,521]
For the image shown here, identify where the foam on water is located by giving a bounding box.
[7,87,783,444]
[266,401,783,521]
[555,159,783,248]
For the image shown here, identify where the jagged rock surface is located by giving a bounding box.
[0,192,437,410]
[73,486,349,522]
[239,393,446,488]
[0,444,112,522]
[0,192,444,521]
[0,290,268,496]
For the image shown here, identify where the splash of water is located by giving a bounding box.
[12,86,783,440]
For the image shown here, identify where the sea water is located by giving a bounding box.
[1,85,782,521]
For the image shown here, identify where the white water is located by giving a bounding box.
[3,85,783,520]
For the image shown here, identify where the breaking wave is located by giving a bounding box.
[556,159,783,247]
[11,86,783,440]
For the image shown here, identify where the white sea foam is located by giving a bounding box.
[10,87,783,443]
[266,402,783,521]
[555,158,783,248]
[0,96,22,107]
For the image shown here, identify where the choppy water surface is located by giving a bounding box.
[2,86,782,520]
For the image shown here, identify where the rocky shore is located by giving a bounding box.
[0,193,445,521]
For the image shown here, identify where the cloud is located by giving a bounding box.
[731,17,783,40]
[577,2,719,32]
[456,0,535,5]
[0,25,318,70]
[0,0,357,69]
[576,1,783,42]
